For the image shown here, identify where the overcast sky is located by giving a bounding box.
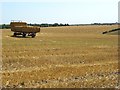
[0,0,120,24]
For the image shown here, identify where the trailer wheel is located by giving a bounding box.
[23,33,26,37]
[32,35,36,38]
[31,33,36,38]
[13,32,17,37]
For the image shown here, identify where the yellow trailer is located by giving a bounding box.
[10,21,40,38]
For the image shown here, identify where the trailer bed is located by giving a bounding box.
[11,26,40,33]
[10,21,40,38]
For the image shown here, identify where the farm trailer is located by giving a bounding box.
[10,21,40,38]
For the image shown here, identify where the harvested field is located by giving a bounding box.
[1,25,119,88]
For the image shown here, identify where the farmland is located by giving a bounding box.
[1,25,119,88]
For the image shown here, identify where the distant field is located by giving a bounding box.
[1,25,119,88]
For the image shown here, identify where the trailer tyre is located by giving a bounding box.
[32,35,36,38]
[23,33,26,37]
[13,32,17,36]
[31,33,36,38]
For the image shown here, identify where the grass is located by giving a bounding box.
[1,25,119,88]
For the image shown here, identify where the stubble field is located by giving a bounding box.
[1,25,119,88]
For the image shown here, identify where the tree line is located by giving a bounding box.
[28,23,69,27]
[0,23,69,29]
[0,23,118,29]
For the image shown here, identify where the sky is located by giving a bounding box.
[0,0,120,24]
